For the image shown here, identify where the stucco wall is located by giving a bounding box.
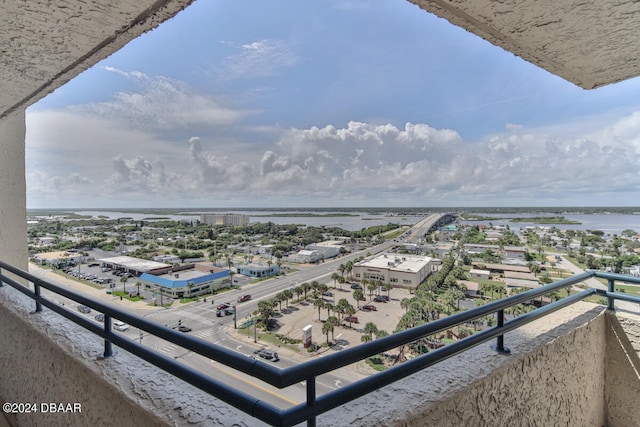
[320,302,608,426]
[0,110,28,272]
[605,312,640,427]
[0,286,267,427]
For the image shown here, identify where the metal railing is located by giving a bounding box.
[1,260,639,426]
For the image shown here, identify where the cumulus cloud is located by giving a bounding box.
[219,39,299,80]
[26,109,640,207]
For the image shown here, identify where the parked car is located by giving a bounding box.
[113,321,129,331]
[322,291,334,297]
[77,305,91,314]
[237,295,251,303]
[344,315,359,323]
[362,304,377,311]
[374,296,389,303]
[350,283,362,290]
[216,302,231,310]
[94,314,104,322]
[177,325,192,333]
[253,349,279,361]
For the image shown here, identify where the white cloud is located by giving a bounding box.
[79,67,249,131]
[219,39,299,80]
[26,101,640,207]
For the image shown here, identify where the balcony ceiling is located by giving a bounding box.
[2,0,640,120]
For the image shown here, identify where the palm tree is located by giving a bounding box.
[352,289,366,308]
[135,281,142,296]
[364,322,378,339]
[120,276,129,294]
[325,302,334,318]
[331,272,341,288]
[294,285,304,301]
[186,281,194,298]
[313,298,325,321]
[367,282,376,299]
[283,289,293,308]
[385,282,394,299]
[344,304,356,328]
[274,292,285,311]
[322,320,332,345]
[327,315,340,341]
[361,334,372,343]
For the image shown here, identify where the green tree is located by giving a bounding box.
[352,289,366,308]
[313,298,325,321]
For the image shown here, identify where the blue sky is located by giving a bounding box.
[25,0,640,208]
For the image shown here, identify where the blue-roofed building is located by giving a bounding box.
[139,266,230,299]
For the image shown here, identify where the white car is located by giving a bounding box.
[113,321,129,331]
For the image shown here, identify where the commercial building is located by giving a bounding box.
[139,266,230,299]
[199,213,249,226]
[236,263,279,278]
[352,253,434,289]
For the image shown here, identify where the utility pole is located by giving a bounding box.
[233,305,237,329]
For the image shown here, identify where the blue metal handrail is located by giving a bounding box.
[1,261,639,427]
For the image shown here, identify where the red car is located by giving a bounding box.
[362,304,377,312]
[237,294,252,303]
[344,315,359,323]
[216,302,231,310]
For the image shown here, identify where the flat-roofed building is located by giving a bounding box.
[139,268,230,299]
[97,256,172,277]
[353,253,433,289]
[200,213,249,226]
[236,263,279,278]
[32,250,84,268]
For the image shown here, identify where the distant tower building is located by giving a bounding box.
[199,213,249,226]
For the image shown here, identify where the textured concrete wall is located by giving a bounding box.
[0,286,267,427]
[320,302,608,426]
[605,312,640,427]
[0,110,28,272]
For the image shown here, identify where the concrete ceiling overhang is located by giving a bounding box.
[0,0,194,120]
[2,0,640,120]
[409,0,640,90]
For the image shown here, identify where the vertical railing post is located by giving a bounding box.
[103,314,113,358]
[492,309,510,354]
[0,266,3,287]
[607,279,615,311]
[34,280,43,312]
[307,376,316,427]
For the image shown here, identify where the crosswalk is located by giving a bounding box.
[155,327,222,355]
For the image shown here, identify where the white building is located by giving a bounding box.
[200,213,249,226]
[352,253,434,289]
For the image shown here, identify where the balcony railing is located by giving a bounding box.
[1,260,639,426]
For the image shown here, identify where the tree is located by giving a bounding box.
[294,285,304,301]
[385,282,394,299]
[274,292,285,311]
[313,298,325,321]
[364,322,378,339]
[283,289,293,308]
[352,289,366,308]
[120,276,129,294]
[331,272,341,288]
[325,302,334,318]
[400,297,412,313]
[344,304,356,328]
[326,315,340,341]
[186,281,194,298]
[322,320,333,345]
[257,299,275,327]
[367,282,376,299]
[361,334,372,344]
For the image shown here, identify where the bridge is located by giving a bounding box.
[404,212,456,244]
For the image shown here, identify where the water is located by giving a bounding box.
[33,209,640,235]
